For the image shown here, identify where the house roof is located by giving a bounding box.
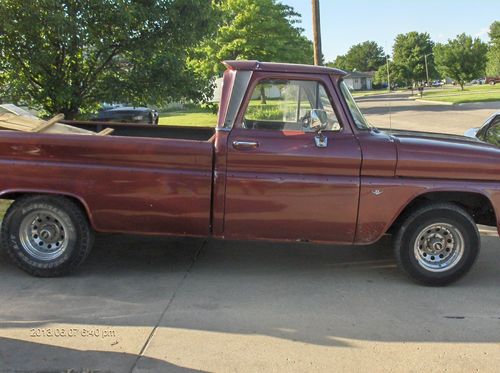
[223,60,347,76]
[344,70,376,78]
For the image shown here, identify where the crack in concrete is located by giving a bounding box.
[129,239,207,373]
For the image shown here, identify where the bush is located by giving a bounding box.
[246,106,283,120]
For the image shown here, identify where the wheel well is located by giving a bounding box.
[389,191,497,233]
[0,193,90,222]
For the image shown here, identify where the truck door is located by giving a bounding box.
[223,74,362,244]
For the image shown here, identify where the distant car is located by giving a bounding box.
[464,112,500,146]
[431,80,443,87]
[486,77,500,85]
[94,107,159,125]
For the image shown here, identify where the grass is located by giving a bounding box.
[416,84,500,104]
[158,99,290,127]
[159,108,217,127]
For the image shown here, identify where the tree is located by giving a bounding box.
[434,34,488,90]
[486,21,500,77]
[328,41,385,72]
[374,64,388,86]
[373,59,408,90]
[189,0,313,82]
[330,55,349,71]
[0,0,216,118]
[391,32,436,88]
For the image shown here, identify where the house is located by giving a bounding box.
[343,71,375,91]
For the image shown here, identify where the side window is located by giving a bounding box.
[243,79,341,132]
[485,118,500,147]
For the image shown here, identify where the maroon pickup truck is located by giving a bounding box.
[1,61,500,285]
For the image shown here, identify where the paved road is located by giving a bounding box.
[1,96,500,372]
[358,92,500,135]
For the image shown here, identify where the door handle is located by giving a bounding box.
[232,141,259,150]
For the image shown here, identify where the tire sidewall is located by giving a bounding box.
[5,200,82,271]
[398,207,479,284]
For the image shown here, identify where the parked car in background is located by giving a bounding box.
[431,80,444,87]
[470,79,483,85]
[94,106,159,125]
[465,112,500,146]
[486,77,500,85]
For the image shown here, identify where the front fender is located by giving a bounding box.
[355,177,500,244]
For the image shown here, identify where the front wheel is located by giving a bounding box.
[394,203,480,286]
[1,195,94,277]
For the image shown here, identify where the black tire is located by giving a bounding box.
[394,202,480,286]
[1,195,94,277]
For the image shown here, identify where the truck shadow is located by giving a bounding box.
[0,232,499,362]
[0,336,205,372]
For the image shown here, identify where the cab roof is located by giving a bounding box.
[223,60,347,76]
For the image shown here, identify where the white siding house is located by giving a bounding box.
[343,71,375,91]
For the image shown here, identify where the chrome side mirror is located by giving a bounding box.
[310,109,328,132]
[310,109,328,148]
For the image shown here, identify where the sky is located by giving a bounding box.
[283,0,499,62]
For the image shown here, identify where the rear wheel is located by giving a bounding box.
[1,195,94,277]
[394,203,480,286]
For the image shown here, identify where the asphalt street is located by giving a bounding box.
[358,91,500,135]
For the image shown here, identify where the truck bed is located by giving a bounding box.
[62,120,216,141]
[0,128,215,236]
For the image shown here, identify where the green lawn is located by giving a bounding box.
[159,109,217,127]
[159,100,289,127]
[416,84,500,104]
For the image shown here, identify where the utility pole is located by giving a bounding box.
[312,0,322,65]
[424,53,433,86]
[386,55,391,92]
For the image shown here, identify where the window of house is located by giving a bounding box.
[242,79,341,132]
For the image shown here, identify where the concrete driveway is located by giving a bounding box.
[1,95,500,372]
[1,231,499,372]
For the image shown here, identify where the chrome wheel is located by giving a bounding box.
[18,210,71,261]
[413,223,464,272]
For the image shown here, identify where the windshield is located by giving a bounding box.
[339,80,371,130]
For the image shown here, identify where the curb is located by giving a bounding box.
[414,99,455,106]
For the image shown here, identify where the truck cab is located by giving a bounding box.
[212,61,368,244]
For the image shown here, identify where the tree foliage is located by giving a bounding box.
[189,0,313,81]
[434,33,488,90]
[0,0,216,118]
[486,21,500,76]
[373,59,406,89]
[391,32,436,87]
[329,41,385,72]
